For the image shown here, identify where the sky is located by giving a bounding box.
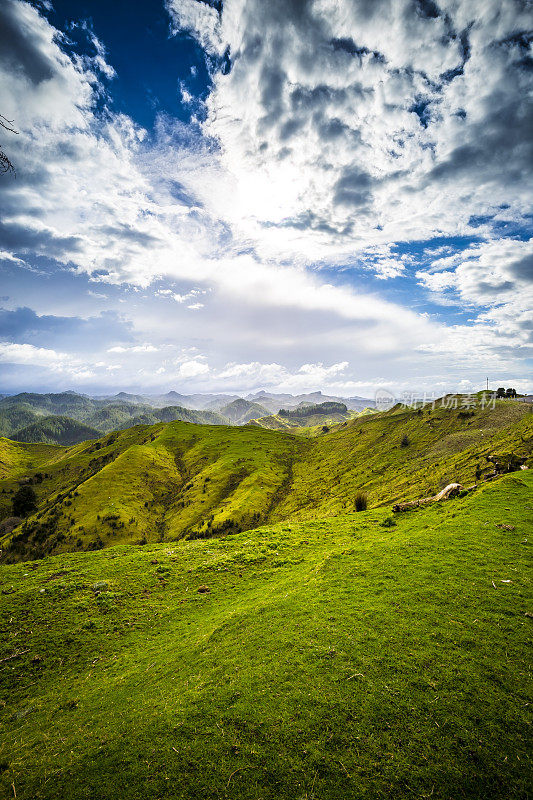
[0,0,531,398]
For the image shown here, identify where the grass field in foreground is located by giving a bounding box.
[0,470,531,799]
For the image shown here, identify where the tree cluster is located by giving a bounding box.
[279,402,348,419]
[12,485,37,517]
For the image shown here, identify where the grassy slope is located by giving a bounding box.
[0,424,303,557]
[251,408,361,430]
[1,401,532,559]
[248,413,296,430]
[274,400,533,519]
[0,471,531,800]
[0,438,61,481]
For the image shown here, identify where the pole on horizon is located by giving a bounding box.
[486,377,489,391]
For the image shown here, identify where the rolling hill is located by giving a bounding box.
[0,391,378,444]
[251,400,362,431]
[103,392,149,404]
[86,403,226,432]
[1,397,531,561]
[121,405,228,427]
[0,470,531,799]
[1,391,97,417]
[246,389,376,413]
[0,394,249,443]
[13,416,101,446]
[149,391,241,410]
[219,398,270,425]
[0,403,42,437]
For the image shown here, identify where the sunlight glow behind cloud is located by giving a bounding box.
[0,0,531,394]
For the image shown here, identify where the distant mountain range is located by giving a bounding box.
[94,389,375,412]
[0,390,376,445]
[244,390,375,413]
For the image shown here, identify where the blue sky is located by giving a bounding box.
[49,0,212,128]
[0,0,531,397]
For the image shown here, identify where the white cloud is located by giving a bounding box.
[0,251,26,265]
[416,238,533,355]
[165,0,532,260]
[418,238,533,303]
[214,360,349,391]
[0,340,95,380]
[165,0,221,52]
[108,344,158,353]
[178,359,210,378]
[172,289,206,304]
[0,0,530,394]
[0,341,67,366]
[179,83,193,105]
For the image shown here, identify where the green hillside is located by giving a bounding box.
[0,393,269,443]
[0,437,61,481]
[0,403,42,437]
[84,402,226,432]
[219,398,269,425]
[1,392,97,417]
[1,398,531,561]
[251,400,363,431]
[248,413,296,430]
[124,404,227,428]
[85,402,154,432]
[0,471,531,800]
[13,416,101,446]
[0,396,231,444]
[273,398,532,517]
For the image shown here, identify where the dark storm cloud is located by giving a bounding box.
[96,223,163,247]
[509,252,533,282]
[0,221,83,256]
[0,0,56,84]
[333,168,373,208]
[426,95,533,186]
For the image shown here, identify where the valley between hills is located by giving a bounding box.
[0,393,530,560]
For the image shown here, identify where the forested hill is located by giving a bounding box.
[13,416,101,446]
[0,392,367,444]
